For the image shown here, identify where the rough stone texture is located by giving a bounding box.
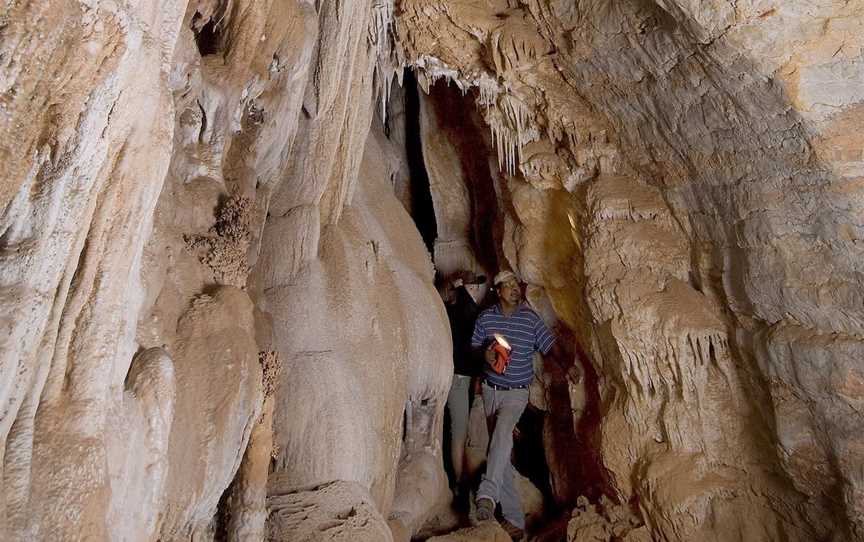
[427,521,512,542]
[566,495,649,542]
[1,1,446,540]
[106,347,176,539]
[396,1,864,540]
[266,480,394,542]
[158,287,262,539]
[2,0,864,541]
[1,2,188,539]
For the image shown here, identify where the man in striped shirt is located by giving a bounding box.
[471,270,556,539]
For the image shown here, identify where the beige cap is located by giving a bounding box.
[493,270,517,285]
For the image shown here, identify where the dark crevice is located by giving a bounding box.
[196,99,207,144]
[195,18,221,56]
[514,406,557,507]
[191,6,229,58]
[403,70,438,254]
[212,476,235,542]
[425,79,501,275]
[567,338,615,502]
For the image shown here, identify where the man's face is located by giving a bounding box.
[497,278,522,305]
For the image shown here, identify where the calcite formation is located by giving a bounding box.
[1,0,447,540]
[0,0,862,541]
[267,480,395,542]
[396,0,864,540]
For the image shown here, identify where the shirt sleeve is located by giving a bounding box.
[471,313,486,348]
[533,315,555,355]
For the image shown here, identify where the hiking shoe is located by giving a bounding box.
[475,496,495,522]
[501,519,525,541]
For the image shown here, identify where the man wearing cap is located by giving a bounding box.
[442,271,487,507]
[470,270,565,539]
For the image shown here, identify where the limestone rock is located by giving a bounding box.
[267,481,394,542]
[566,496,645,542]
[158,286,262,538]
[396,1,864,538]
[2,0,864,540]
[427,521,512,542]
[106,347,176,541]
[258,126,450,535]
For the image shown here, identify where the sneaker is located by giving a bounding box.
[475,496,495,522]
[500,519,525,541]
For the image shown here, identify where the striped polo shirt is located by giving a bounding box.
[471,303,555,388]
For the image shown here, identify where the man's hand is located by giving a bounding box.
[484,346,496,365]
[547,357,583,384]
[567,363,584,384]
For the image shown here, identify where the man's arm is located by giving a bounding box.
[534,317,582,383]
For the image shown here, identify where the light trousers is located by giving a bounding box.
[477,383,529,529]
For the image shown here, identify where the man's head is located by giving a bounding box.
[493,270,522,306]
[443,271,487,304]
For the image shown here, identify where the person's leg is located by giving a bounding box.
[477,383,499,501]
[499,462,526,530]
[477,387,527,507]
[446,375,470,485]
[475,383,499,521]
[497,389,529,530]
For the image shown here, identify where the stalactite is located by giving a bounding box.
[371,0,399,122]
[476,73,500,107]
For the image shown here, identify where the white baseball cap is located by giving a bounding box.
[493,270,517,286]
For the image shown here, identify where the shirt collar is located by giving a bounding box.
[494,302,526,315]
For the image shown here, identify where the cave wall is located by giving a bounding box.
[257,124,451,538]
[1,0,449,540]
[395,0,864,540]
[1,2,190,539]
[1,0,862,540]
